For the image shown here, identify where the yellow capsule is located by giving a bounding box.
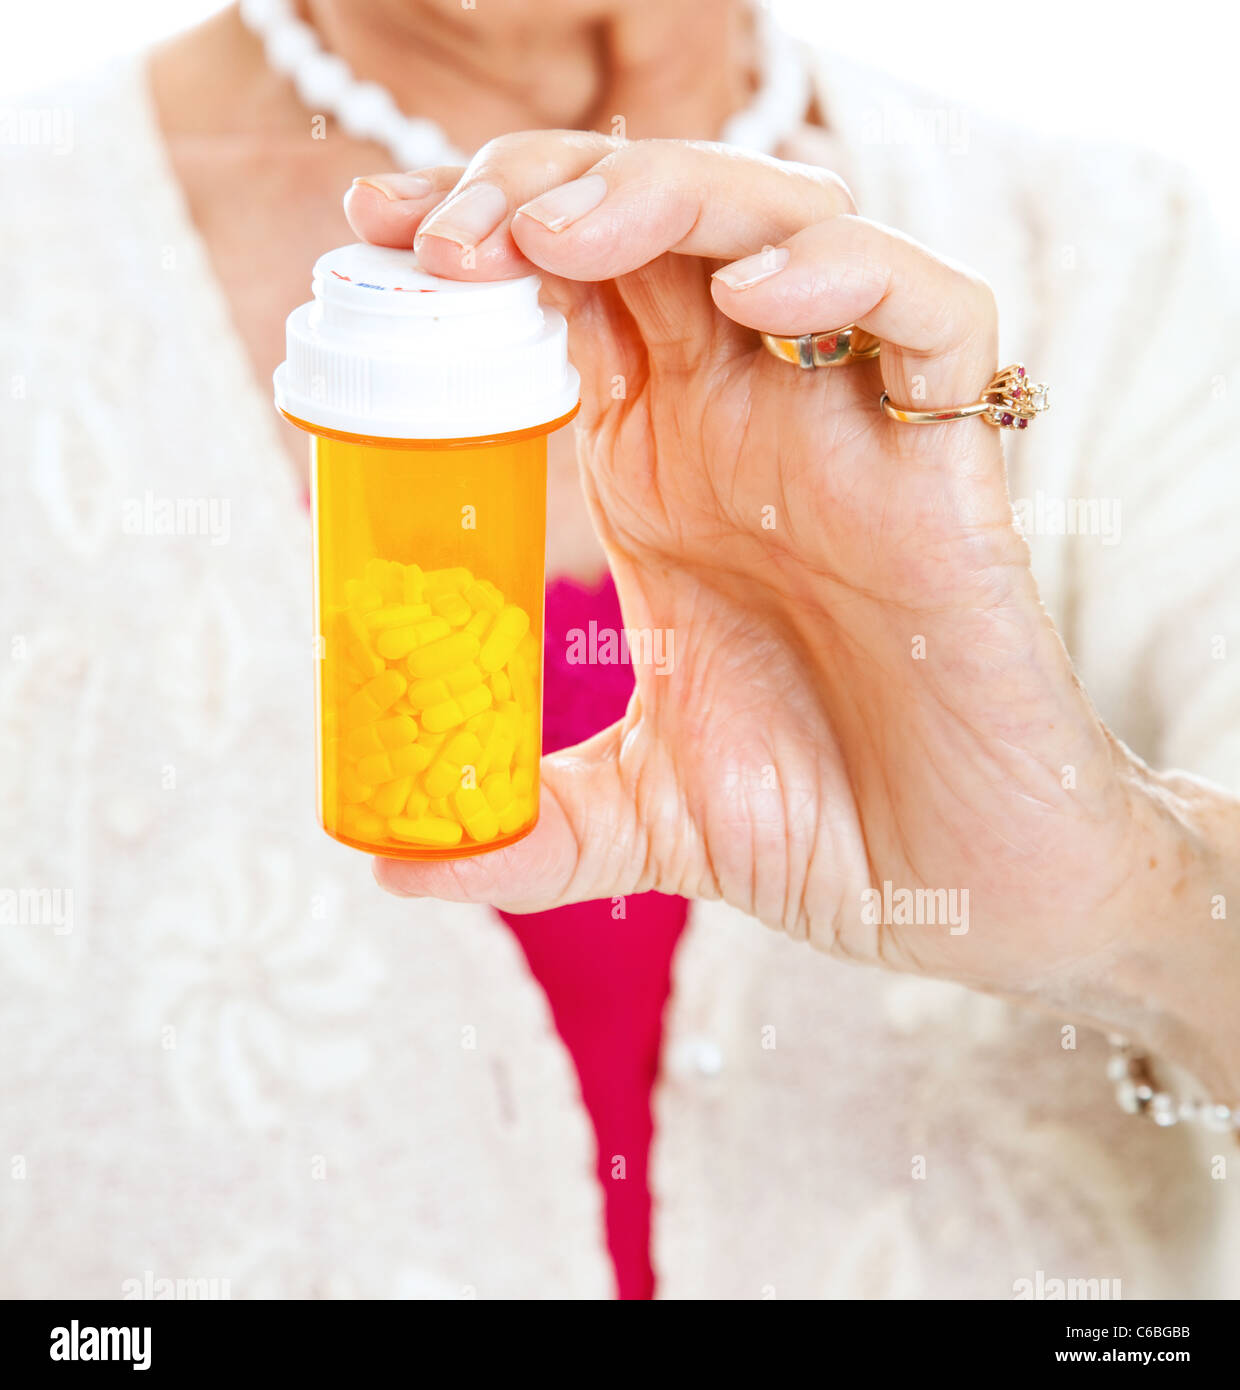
[341,805,386,840]
[416,729,447,756]
[389,742,433,777]
[497,797,532,834]
[364,557,405,602]
[389,696,418,719]
[346,713,416,762]
[334,609,384,679]
[457,683,492,719]
[517,719,539,765]
[423,760,461,798]
[408,676,452,710]
[376,625,421,660]
[464,580,504,614]
[404,786,430,820]
[356,749,398,784]
[364,603,432,632]
[344,669,407,728]
[407,631,481,679]
[453,787,500,842]
[364,667,409,709]
[482,772,514,812]
[343,723,383,761]
[422,567,474,597]
[373,667,411,706]
[339,766,375,805]
[423,731,483,798]
[430,591,472,628]
[429,796,454,820]
[442,731,484,768]
[344,579,384,614]
[512,768,534,799]
[370,775,412,817]
[388,815,463,847]
[375,714,417,749]
[483,731,516,777]
[422,698,465,733]
[402,563,426,605]
[495,700,523,735]
[464,609,493,642]
[489,670,512,702]
[479,605,530,673]
[444,663,484,695]
[412,616,452,646]
[468,716,497,773]
[506,652,537,709]
[330,631,376,686]
[465,709,497,738]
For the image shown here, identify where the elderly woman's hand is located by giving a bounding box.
[348,135,1238,1089]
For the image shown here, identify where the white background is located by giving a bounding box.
[3,0,1238,234]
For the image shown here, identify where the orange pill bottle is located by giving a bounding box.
[274,244,579,859]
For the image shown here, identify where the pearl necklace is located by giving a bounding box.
[238,0,811,170]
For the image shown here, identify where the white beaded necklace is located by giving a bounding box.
[238,0,811,170]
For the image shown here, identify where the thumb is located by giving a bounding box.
[372,723,646,911]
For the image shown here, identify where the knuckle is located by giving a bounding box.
[470,129,620,188]
[776,157,857,217]
[471,129,551,164]
[812,166,858,215]
[941,269,998,344]
[596,136,680,176]
[462,131,546,184]
[968,272,999,322]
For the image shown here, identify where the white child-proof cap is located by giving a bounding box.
[274,242,580,440]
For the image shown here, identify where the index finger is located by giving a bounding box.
[511,138,856,279]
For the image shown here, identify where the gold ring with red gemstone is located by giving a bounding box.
[880,363,1050,429]
[760,325,882,368]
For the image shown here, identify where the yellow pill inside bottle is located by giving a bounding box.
[275,243,576,859]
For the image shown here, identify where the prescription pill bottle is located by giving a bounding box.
[274,243,579,859]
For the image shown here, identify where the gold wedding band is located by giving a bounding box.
[881,364,1050,431]
[761,325,881,369]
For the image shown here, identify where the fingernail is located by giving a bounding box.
[415,181,508,249]
[352,173,433,201]
[712,245,791,290]
[516,173,608,232]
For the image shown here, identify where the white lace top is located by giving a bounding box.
[1,49,1238,1299]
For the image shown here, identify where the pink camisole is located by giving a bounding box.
[497,574,688,1300]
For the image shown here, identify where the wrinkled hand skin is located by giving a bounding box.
[347,133,1240,1099]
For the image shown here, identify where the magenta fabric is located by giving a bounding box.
[497,574,688,1301]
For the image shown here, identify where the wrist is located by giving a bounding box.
[1078,750,1240,1101]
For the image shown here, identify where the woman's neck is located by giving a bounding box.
[303,0,758,151]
